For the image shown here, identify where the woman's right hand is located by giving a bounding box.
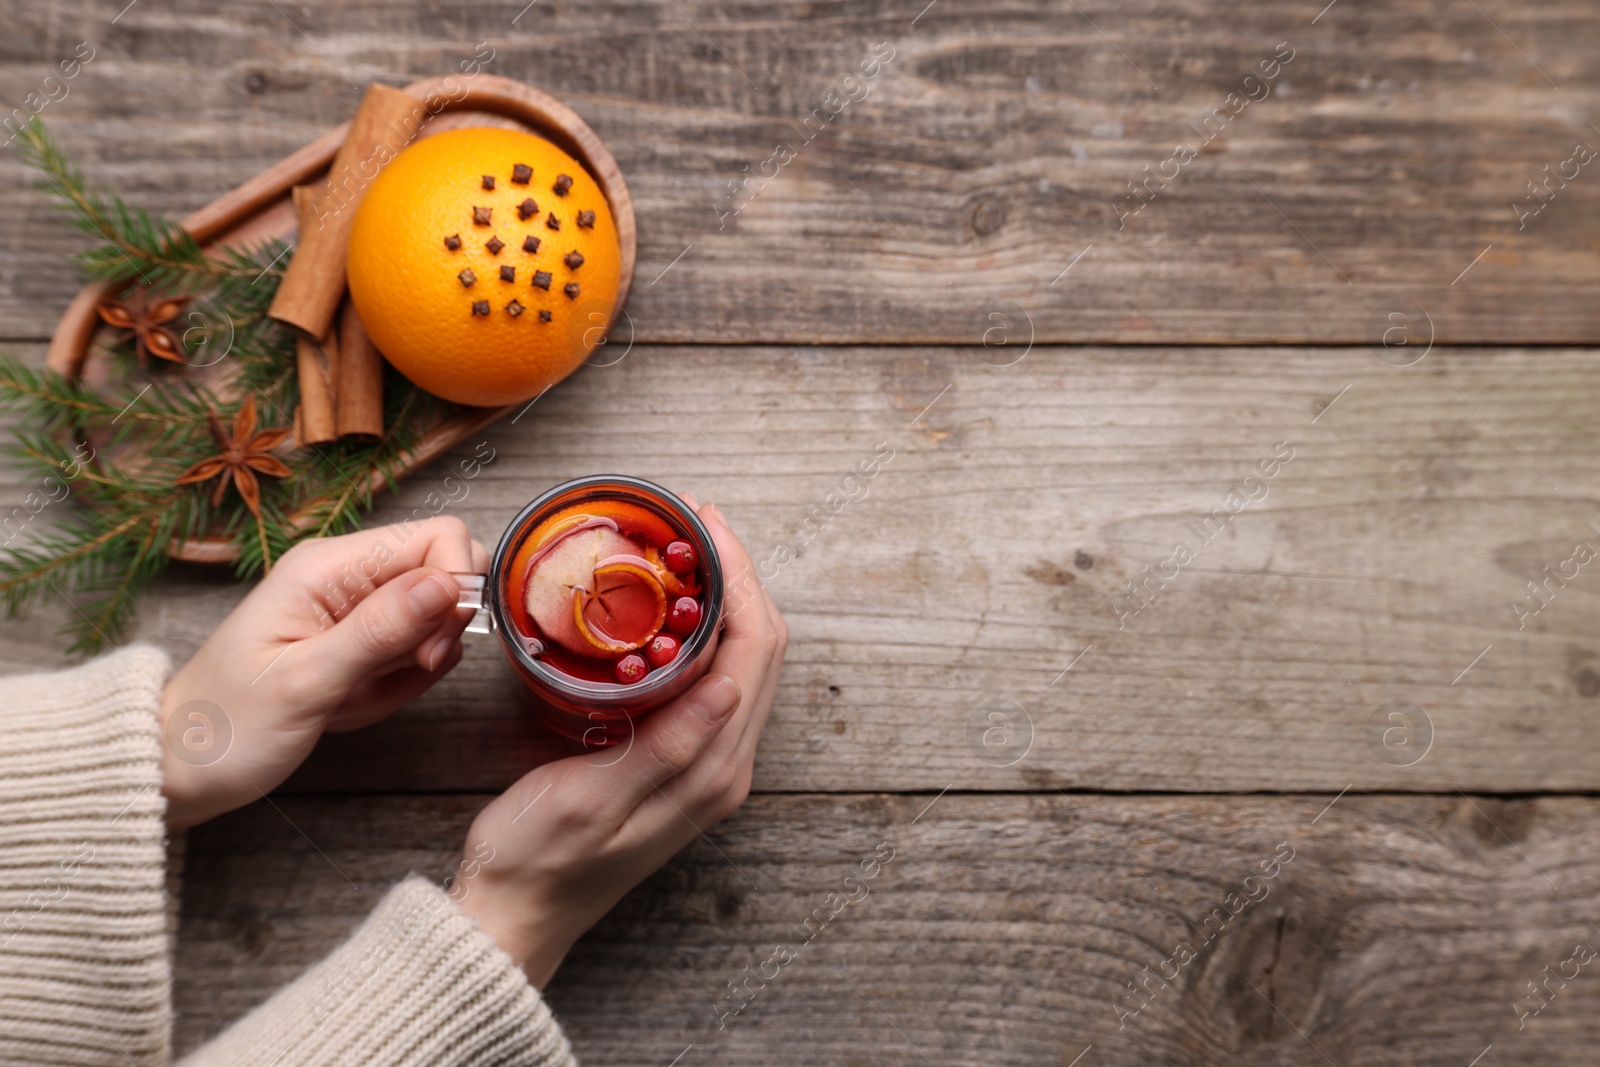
[451,502,787,988]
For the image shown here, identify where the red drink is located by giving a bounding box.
[462,476,723,746]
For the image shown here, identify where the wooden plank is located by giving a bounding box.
[173,791,1600,1064]
[4,343,1599,793]
[1,1,1597,344]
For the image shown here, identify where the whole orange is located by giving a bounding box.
[347,126,622,407]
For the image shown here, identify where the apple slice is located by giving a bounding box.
[524,526,644,656]
[572,555,669,655]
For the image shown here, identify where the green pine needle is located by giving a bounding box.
[0,118,445,653]
[12,117,288,289]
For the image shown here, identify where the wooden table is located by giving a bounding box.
[3,2,1599,1063]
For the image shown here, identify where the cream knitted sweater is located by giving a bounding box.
[0,646,577,1067]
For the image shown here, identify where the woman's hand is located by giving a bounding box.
[160,516,487,829]
[452,503,787,988]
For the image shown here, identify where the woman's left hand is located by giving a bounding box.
[160,516,487,828]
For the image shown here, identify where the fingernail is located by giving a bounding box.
[422,636,461,673]
[686,673,740,725]
[409,574,456,618]
[680,491,701,509]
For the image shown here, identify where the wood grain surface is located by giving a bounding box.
[7,343,1592,793]
[4,1,1599,1062]
[173,792,1600,1065]
[1,1,1597,345]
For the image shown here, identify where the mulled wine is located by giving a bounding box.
[459,476,723,745]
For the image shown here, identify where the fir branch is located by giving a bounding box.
[227,466,297,579]
[0,512,145,599]
[13,118,288,287]
[313,388,423,538]
[10,438,154,510]
[77,513,164,648]
[2,119,458,651]
[255,515,272,573]
[0,355,215,443]
[0,504,177,656]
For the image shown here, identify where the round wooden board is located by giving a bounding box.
[44,74,637,564]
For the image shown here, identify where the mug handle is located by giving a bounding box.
[450,572,494,635]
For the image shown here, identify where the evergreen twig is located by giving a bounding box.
[12,117,287,288]
[0,118,442,653]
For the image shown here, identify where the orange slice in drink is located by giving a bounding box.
[644,544,702,597]
[571,554,668,654]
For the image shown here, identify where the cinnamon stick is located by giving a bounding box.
[295,327,339,446]
[284,185,341,446]
[336,298,384,442]
[269,83,426,339]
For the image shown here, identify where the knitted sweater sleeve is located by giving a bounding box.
[0,646,577,1067]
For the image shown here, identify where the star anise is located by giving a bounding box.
[95,291,190,366]
[175,396,292,519]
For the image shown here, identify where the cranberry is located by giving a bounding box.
[645,633,680,668]
[666,596,701,636]
[664,540,696,573]
[613,653,649,685]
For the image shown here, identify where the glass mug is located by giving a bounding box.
[453,475,724,746]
